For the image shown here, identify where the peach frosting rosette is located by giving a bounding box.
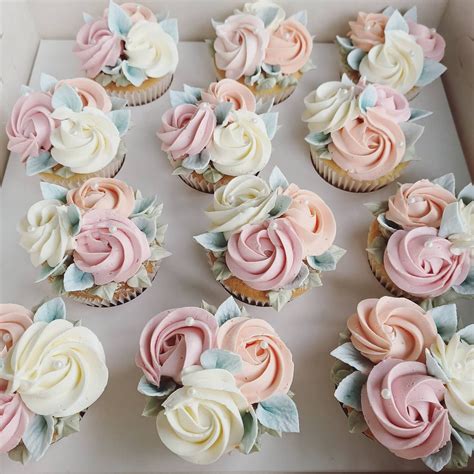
[201,79,256,112]
[348,12,387,52]
[0,305,33,358]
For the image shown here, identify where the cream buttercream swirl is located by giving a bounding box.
[0,304,33,358]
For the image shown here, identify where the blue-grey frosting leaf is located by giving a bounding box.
[307,245,346,272]
[193,232,227,251]
[36,256,68,283]
[183,84,202,101]
[451,427,474,456]
[330,342,374,374]
[268,166,288,191]
[107,0,132,36]
[289,10,307,26]
[457,324,474,345]
[200,349,242,373]
[52,84,82,112]
[409,108,432,122]
[255,97,274,115]
[22,415,55,461]
[305,131,331,147]
[431,173,456,195]
[34,297,66,323]
[40,182,68,203]
[255,6,279,28]
[240,408,258,454]
[256,77,277,91]
[385,9,409,33]
[40,73,58,93]
[20,85,33,96]
[347,409,368,434]
[160,18,179,43]
[169,89,198,107]
[439,202,465,238]
[183,150,211,171]
[122,61,147,87]
[110,96,128,110]
[83,12,94,23]
[137,375,177,397]
[453,269,474,296]
[214,296,241,326]
[269,194,292,218]
[132,216,157,242]
[63,264,94,292]
[429,304,458,342]
[214,101,233,126]
[416,59,447,87]
[26,152,54,178]
[261,63,281,76]
[108,109,130,136]
[458,183,474,204]
[256,394,299,433]
[425,349,450,382]
[283,263,310,291]
[358,84,377,113]
[364,200,389,217]
[422,441,452,472]
[382,6,396,17]
[260,112,279,140]
[400,121,424,148]
[347,48,366,71]
[67,204,82,236]
[334,370,367,411]
[403,6,418,22]
[336,35,354,52]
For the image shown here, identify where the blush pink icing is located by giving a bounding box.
[6,91,55,162]
[201,79,256,112]
[265,19,313,74]
[74,18,123,78]
[329,108,405,181]
[157,103,216,160]
[373,85,410,123]
[214,14,270,80]
[384,227,471,298]
[74,209,151,285]
[67,178,135,217]
[225,217,303,291]
[136,307,218,386]
[282,183,336,257]
[347,296,437,363]
[408,21,446,62]
[385,179,457,229]
[103,3,157,24]
[217,316,294,404]
[361,359,451,460]
[56,78,112,112]
[0,304,33,358]
[348,12,387,52]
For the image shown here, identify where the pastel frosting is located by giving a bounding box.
[56,77,112,112]
[103,3,157,24]
[347,296,437,363]
[217,316,294,404]
[348,12,387,52]
[0,304,33,358]
[201,79,256,112]
[373,84,410,123]
[408,20,445,62]
[361,359,451,460]
[242,1,285,32]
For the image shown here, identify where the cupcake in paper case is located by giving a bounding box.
[17,178,170,307]
[0,298,108,463]
[74,1,178,106]
[135,296,299,464]
[157,79,278,193]
[302,74,429,192]
[208,1,315,105]
[193,166,345,311]
[365,174,474,306]
[336,6,446,99]
[330,296,474,471]
[6,73,131,188]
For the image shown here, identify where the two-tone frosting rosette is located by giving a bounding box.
[6,73,131,189]
[0,298,108,463]
[302,74,428,192]
[331,296,473,471]
[366,174,473,306]
[18,178,170,307]
[157,79,278,193]
[136,297,299,464]
[209,0,315,104]
[193,167,345,310]
[336,6,446,99]
[75,1,179,105]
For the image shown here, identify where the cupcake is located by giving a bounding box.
[194,166,345,310]
[18,178,170,307]
[6,73,131,189]
[209,0,315,104]
[336,6,446,99]
[331,296,474,471]
[157,79,278,193]
[75,1,179,106]
[0,298,108,463]
[365,174,473,306]
[136,296,299,464]
[302,74,428,192]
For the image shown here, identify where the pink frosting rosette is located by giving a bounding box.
[361,359,451,460]
[385,179,456,229]
[74,209,151,285]
[217,317,294,404]
[348,12,387,52]
[225,218,303,291]
[55,78,112,112]
[136,307,218,386]
[347,296,437,363]
[6,91,55,162]
[201,79,256,112]
[265,19,313,74]
[384,227,471,298]
[282,183,336,257]
[214,14,270,80]
[74,18,122,78]
[103,2,157,24]
[0,304,32,358]
[373,85,410,123]
[408,21,446,62]
[157,103,216,160]
[67,178,135,217]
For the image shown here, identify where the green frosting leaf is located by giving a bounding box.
[214,296,241,325]
[268,289,293,312]
[256,394,299,433]
[34,297,66,323]
[193,232,227,252]
[347,409,368,434]
[334,370,367,411]
[200,349,242,373]
[240,408,258,454]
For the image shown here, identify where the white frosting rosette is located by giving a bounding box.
[242,0,285,31]
[449,201,474,257]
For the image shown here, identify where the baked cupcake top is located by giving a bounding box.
[18,178,169,304]
[0,298,108,463]
[136,296,299,464]
[210,0,315,90]
[331,296,473,471]
[366,174,473,302]
[75,1,179,87]
[302,74,428,181]
[194,167,344,310]
[337,6,446,95]
[6,73,131,178]
[157,79,278,185]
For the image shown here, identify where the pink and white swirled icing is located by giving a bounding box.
[201,79,256,112]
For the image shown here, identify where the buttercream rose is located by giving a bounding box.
[74,209,151,285]
[157,103,216,160]
[6,91,55,162]
[373,84,410,123]
[1,319,108,417]
[217,317,294,403]
[136,307,218,386]
[225,217,303,291]
[265,19,313,74]
[385,179,456,229]
[214,14,270,80]
[0,304,32,358]
[283,183,336,257]
[361,359,451,460]
[408,21,445,62]
[56,78,112,112]
[201,79,256,112]
[347,296,437,363]
[67,177,135,217]
[329,108,405,181]
[348,12,387,52]
[242,1,285,31]
[156,367,249,464]
[384,227,471,298]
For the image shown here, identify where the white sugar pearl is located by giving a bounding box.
[364,24,371,31]
[28,225,36,232]
[2,333,12,343]
[431,28,436,34]
[91,182,99,191]
[109,226,117,234]
[185,317,195,326]
[398,141,404,148]
[188,387,197,397]
[303,200,310,206]
[252,117,259,123]
[381,388,392,399]
[409,50,415,57]
[269,222,278,230]
[424,240,435,249]
[342,89,349,95]
[53,360,64,370]
[450,246,463,256]
[348,169,355,174]
[260,341,269,350]
[284,32,291,40]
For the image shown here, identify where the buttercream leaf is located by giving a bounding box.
[83,12,94,23]
[256,77,277,91]
[268,166,288,191]
[193,232,227,251]
[155,223,168,244]
[432,173,456,195]
[211,257,232,282]
[449,441,469,469]
[403,6,417,22]
[366,235,386,264]
[347,48,366,71]
[182,150,211,171]
[425,349,450,382]
[439,202,466,238]
[201,300,217,314]
[22,414,55,461]
[36,256,68,283]
[8,443,31,465]
[54,414,81,440]
[91,282,118,302]
[63,264,95,292]
[268,289,293,312]
[382,6,396,17]
[385,9,409,33]
[305,131,332,147]
[336,35,354,52]
[330,342,373,374]
[283,263,309,290]
[211,18,222,30]
[122,61,147,87]
[169,89,198,107]
[40,182,68,203]
[20,85,33,96]
[40,73,57,93]
[132,216,157,242]
[347,409,368,434]
[451,427,474,456]
[214,101,233,126]
[255,97,274,115]
[409,108,432,122]
[52,84,82,112]
[429,304,458,342]
[358,84,377,113]
[183,84,202,101]
[110,96,128,110]
[214,296,241,325]
[376,213,399,235]
[458,183,474,204]
[149,246,171,261]
[142,396,163,417]
[131,195,160,217]
[240,408,258,454]
[202,166,223,184]
[245,66,261,86]
[334,370,367,411]
[108,109,130,136]
[127,265,152,288]
[422,440,452,472]
[289,10,307,26]
[307,245,346,272]
[307,271,323,288]
[256,394,299,433]
[160,18,179,43]
[260,112,278,140]
[261,63,281,76]
[34,297,66,323]
[453,269,474,296]
[364,201,389,217]
[107,0,132,36]
[269,194,292,218]
[200,349,242,373]
[416,59,447,87]
[137,375,177,397]
[255,5,279,28]
[25,152,56,176]
[400,121,424,149]
[67,204,82,236]
[457,324,474,345]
